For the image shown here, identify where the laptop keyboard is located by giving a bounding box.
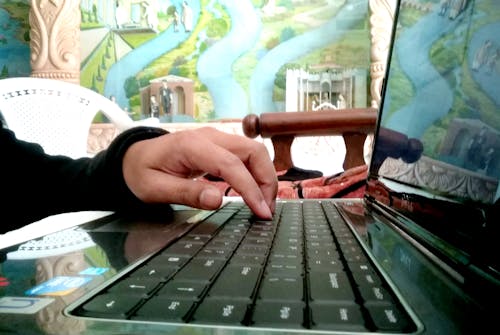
[71,201,416,333]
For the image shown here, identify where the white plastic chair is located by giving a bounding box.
[0,77,136,158]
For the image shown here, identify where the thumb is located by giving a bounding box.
[197,186,224,210]
[169,178,223,210]
[134,169,225,210]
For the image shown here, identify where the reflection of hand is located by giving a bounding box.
[124,224,180,262]
[122,127,277,219]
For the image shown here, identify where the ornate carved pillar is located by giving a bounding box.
[29,0,81,83]
[363,0,397,162]
[369,0,397,108]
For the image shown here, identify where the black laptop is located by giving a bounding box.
[1,0,498,334]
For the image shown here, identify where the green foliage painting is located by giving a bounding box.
[1,0,371,122]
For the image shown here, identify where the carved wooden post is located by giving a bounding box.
[29,0,81,83]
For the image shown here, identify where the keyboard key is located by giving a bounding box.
[133,297,194,322]
[306,241,335,249]
[163,241,204,256]
[205,239,238,250]
[208,265,262,300]
[189,222,222,237]
[230,254,266,266]
[271,244,303,256]
[248,224,275,233]
[191,298,248,325]
[309,271,355,302]
[344,252,369,263]
[131,264,178,281]
[108,277,160,295]
[365,302,411,331]
[306,234,335,243]
[341,244,368,263]
[258,275,304,301]
[80,293,141,318]
[219,226,248,238]
[265,263,302,277]
[181,234,210,244]
[148,254,191,269]
[252,301,305,328]
[198,247,232,259]
[305,227,331,235]
[307,258,343,272]
[247,230,273,239]
[352,270,382,287]
[274,235,303,245]
[237,244,270,256]
[241,235,273,247]
[203,210,238,227]
[349,262,375,273]
[174,258,225,282]
[307,246,339,259]
[358,285,394,304]
[158,280,207,300]
[269,252,302,266]
[310,302,368,332]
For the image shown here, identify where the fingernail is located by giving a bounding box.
[259,200,273,219]
[270,199,276,214]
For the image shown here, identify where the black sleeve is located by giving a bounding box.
[0,123,168,233]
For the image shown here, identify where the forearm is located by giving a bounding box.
[0,125,167,232]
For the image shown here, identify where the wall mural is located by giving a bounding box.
[0,0,31,78]
[0,0,371,122]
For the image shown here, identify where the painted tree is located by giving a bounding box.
[0,65,8,79]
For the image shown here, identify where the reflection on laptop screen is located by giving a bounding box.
[372,0,499,203]
[368,0,499,279]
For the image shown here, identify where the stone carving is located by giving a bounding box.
[35,252,88,334]
[379,156,499,203]
[35,251,87,285]
[369,0,397,108]
[87,124,120,155]
[29,0,81,83]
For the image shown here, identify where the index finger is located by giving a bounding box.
[199,128,278,210]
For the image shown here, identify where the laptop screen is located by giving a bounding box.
[366,0,499,284]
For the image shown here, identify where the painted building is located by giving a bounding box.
[285,68,368,112]
[141,74,195,120]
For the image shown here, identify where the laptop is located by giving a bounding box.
[1,0,498,334]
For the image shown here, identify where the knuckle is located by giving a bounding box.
[248,140,271,159]
[221,153,242,168]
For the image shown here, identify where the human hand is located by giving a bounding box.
[122,127,277,219]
